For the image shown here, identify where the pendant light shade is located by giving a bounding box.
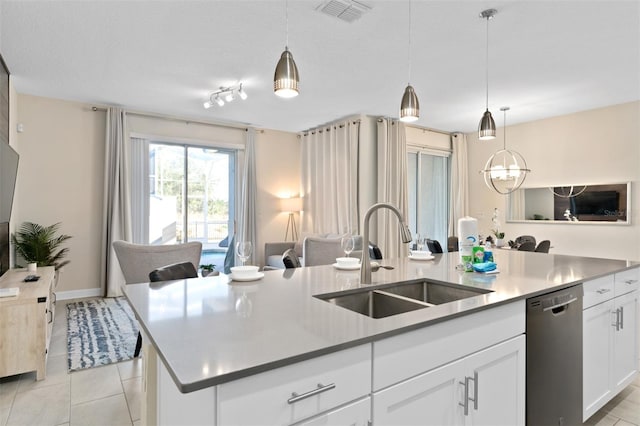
[274,47,299,98]
[399,2,419,123]
[478,109,496,139]
[477,9,497,140]
[400,84,419,122]
[481,107,531,195]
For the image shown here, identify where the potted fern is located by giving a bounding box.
[12,222,72,270]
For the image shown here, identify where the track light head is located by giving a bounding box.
[203,100,212,109]
[225,91,235,102]
[214,95,224,107]
[238,84,248,100]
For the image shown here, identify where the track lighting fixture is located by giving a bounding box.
[203,84,248,109]
[478,8,497,140]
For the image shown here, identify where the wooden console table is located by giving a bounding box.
[0,267,57,380]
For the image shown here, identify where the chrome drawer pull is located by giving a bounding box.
[596,288,611,294]
[287,383,336,404]
[624,279,638,285]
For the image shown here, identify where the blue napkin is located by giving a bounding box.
[472,261,497,273]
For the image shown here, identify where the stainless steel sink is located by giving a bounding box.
[381,281,491,306]
[319,289,430,318]
[316,281,492,319]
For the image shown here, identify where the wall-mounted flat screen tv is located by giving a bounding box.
[0,142,19,222]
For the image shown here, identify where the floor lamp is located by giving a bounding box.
[281,197,302,242]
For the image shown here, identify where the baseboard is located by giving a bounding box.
[56,287,102,301]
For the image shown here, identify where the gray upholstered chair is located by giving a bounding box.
[112,240,203,357]
[303,236,351,266]
[517,241,536,252]
[112,240,202,284]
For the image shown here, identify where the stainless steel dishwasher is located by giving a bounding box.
[526,284,583,426]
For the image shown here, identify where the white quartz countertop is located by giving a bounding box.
[122,250,638,393]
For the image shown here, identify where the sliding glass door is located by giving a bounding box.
[147,142,236,268]
[407,151,449,250]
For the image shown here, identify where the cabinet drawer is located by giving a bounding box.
[373,300,524,391]
[615,268,639,297]
[218,344,371,426]
[583,276,614,309]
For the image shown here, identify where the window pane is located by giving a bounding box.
[149,144,184,244]
[407,151,449,250]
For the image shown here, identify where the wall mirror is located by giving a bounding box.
[507,183,630,224]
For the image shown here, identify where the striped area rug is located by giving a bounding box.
[67,297,139,372]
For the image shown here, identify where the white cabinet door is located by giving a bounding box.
[583,299,614,421]
[373,335,525,426]
[295,397,370,426]
[466,335,525,426]
[612,291,638,392]
[373,357,465,426]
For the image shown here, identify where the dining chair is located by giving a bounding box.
[535,240,551,253]
[517,241,536,252]
[426,239,443,254]
[303,237,345,266]
[515,235,537,247]
[112,240,203,357]
[112,240,202,284]
[447,236,459,252]
[282,248,301,268]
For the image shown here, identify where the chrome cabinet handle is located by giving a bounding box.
[469,371,479,410]
[596,288,611,294]
[612,308,621,331]
[619,306,624,329]
[624,279,638,285]
[287,383,335,404]
[458,377,470,416]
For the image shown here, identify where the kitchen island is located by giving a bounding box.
[122,250,639,425]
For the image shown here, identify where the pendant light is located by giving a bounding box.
[274,0,299,98]
[399,1,419,122]
[478,9,497,140]
[481,107,531,194]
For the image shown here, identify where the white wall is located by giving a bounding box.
[467,101,640,260]
[14,94,300,293]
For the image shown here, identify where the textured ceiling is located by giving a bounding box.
[1,0,639,133]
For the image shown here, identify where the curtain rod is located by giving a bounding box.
[302,119,361,135]
[91,106,250,132]
[376,117,451,136]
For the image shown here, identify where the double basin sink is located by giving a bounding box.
[315,281,493,319]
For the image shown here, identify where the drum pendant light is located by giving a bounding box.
[399,1,419,122]
[478,9,497,140]
[274,0,299,98]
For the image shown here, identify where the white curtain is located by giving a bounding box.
[509,189,525,220]
[301,120,360,234]
[130,137,149,244]
[377,118,409,259]
[449,132,469,236]
[101,107,132,297]
[238,128,257,263]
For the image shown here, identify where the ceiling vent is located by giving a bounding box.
[316,0,372,23]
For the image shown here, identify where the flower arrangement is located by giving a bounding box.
[492,208,505,239]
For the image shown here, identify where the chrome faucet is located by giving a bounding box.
[360,203,412,284]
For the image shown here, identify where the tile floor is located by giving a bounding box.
[0,298,638,426]
[0,299,141,426]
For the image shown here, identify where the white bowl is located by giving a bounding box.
[411,250,432,258]
[230,265,259,277]
[336,257,359,267]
